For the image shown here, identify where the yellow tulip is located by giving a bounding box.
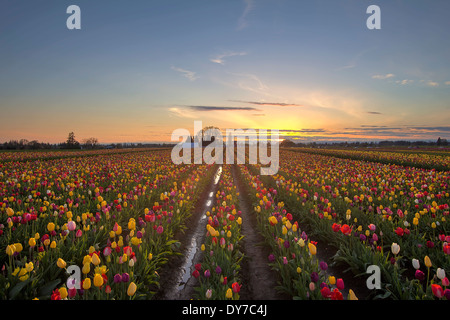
[57,258,66,269]
[127,282,137,296]
[148,253,153,261]
[82,263,90,274]
[424,256,432,268]
[328,276,336,285]
[59,287,68,299]
[91,253,101,266]
[348,289,358,300]
[29,237,36,247]
[83,255,92,265]
[47,222,55,232]
[308,243,317,255]
[6,245,16,256]
[13,243,23,253]
[226,288,233,299]
[83,278,91,290]
[25,262,34,272]
[93,273,104,287]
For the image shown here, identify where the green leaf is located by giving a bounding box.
[39,279,61,297]
[9,278,32,300]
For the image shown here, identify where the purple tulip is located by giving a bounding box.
[121,272,130,283]
[310,272,319,283]
[113,273,122,283]
[215,266,222,274]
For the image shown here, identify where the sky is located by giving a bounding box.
[1,0,450,144]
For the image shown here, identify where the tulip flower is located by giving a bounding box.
[127,282,137,296]
[82,278,91,290]
[412,258,420,270]
[93,273,104,287]
[226,288,233,299]
[57,258,66,269]
[47,222,55,232]
[336,278,345,290]
[391,243,400,255]
[415,270,425,281]
[91,253,101,266]
[122,273,130,283]
[308,242,317,255]
[436,268,446,280]
[6,244,15,256]
[424,256,432,268]
[348,289,358,300]
[67,220,76,231]
[232,282,241,293]
[29,238,36,247]
[206,289,212,299]
[59,287,68,299]
[431,284,444,298]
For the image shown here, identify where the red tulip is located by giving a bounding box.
[432,284,444,298]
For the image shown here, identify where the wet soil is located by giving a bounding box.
[154,165,222,300]
[231,164,291,300]
[154,163,371,300]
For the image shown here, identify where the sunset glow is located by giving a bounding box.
[1,1,450,144]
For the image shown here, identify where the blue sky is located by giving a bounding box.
[1,0,450,143]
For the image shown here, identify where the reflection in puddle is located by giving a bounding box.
[176,166,222,291]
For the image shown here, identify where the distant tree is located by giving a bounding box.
[81,137,99,149]
[280,139,296,148]
[66,132,80,149]
[437,137,442,146]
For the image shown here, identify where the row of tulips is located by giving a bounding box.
[192,165,244,300]
[288,147,450,171]
[0,147,158,162]
[266,150,449,299]
[238,163,357,300]
[0,149,215,299]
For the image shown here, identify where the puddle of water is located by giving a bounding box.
[213,166,222,184]
[175,165,222,292]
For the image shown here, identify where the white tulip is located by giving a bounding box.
[412,258,420,270]
[391,242,400,255]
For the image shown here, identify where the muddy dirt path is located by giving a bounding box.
[231,164,290,300]
[154,165,223,300]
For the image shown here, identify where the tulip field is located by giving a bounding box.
[0,147,449,300]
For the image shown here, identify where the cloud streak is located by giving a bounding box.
[171,66,198,81]
[210,51,247,65]
[237,0,254,30]
[372,73,395,80]
[229,100,304,107]
[188,105,260,111]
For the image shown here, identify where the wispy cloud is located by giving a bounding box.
[445,81,450,86]
[188,105,260,111]
[210,51,247,65]
[367,111,382,115]
[395,79,414,85]
[237,0,254,30]
[229,72,269,94]
[168,107,196,118]
[426,80,439,87]
[372,73,395,80]
[171,66,198,81]
[229,100,303,107]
